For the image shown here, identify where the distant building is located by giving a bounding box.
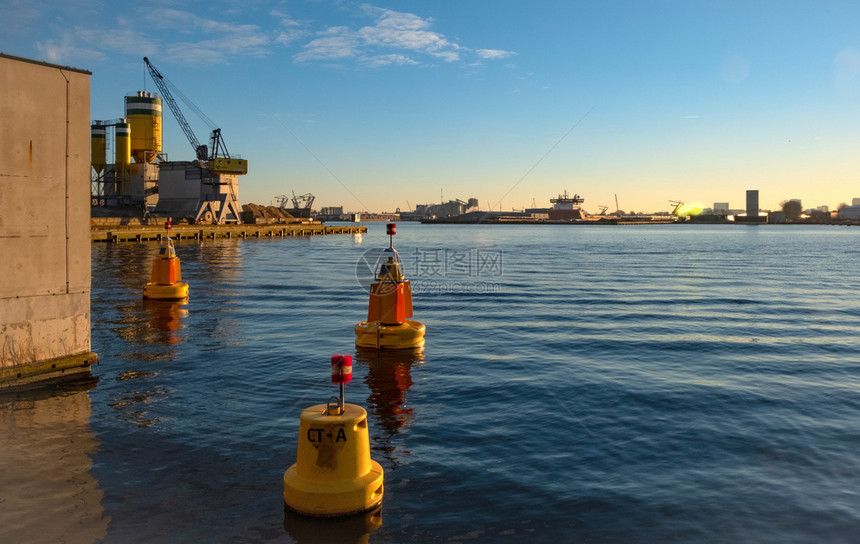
[853,198,860,206]
[713,202,729,214]
[768,211,786,223]
[414,198,478,218]
[839,206,860,220]
[736,190,766,223]
[746,190,759,216]
[355,212,399,221]
[320,206,344,216]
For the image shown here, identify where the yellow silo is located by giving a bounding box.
[115,121,131,166]
[126,92,162,163]
[91,122,106,174]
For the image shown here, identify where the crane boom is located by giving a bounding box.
[291,191,315,209]
[143,57,208,161]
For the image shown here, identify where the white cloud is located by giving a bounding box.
[292,4,513,67]
[270,9,310,46]
[166,32,270,64]
[362,5,429,31]
[294,26,360,63]
[145,8,200,31]
[142,9,271,64]
[271,9,301,28]
[357,6,460,62]
[35,32,105,64]
[164,41,225,65]
[360,54,419,67]
[75,24,158,56]
[477,49,515,60]
[26,3,513,69]
[275,29,307,46]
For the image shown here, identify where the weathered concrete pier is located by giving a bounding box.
[1,54,97,389]
[91,220,366,243]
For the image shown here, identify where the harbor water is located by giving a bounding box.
[2,223,860,543]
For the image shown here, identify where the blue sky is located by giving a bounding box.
[3,0,860,213]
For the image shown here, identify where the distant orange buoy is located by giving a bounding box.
[143,223,188,300]
[355,224,425,349]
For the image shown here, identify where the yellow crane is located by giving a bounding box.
[144,57,247,175]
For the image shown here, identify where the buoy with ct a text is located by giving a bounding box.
[355,223,425,350]
[143,218,189,300]
[283,354,384,517]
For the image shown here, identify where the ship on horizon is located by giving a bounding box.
[548,190,586,220]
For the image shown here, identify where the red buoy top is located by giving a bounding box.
[331,354,353,384]
[386,223,396,236]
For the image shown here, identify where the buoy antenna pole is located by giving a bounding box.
[386,222,396,249]
[330,354,353,416]
[164,217,172,238]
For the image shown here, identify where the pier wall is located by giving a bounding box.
[0,54,96,387]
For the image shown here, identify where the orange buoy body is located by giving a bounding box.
[143,238,189,300]
[355,226,425,349]
[367,280,413,324]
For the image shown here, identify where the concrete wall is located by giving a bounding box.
[0,54,96,385]
[158,162,202,200]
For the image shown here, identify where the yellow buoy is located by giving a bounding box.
[354,320,426,350]
[355,223,425,350]
[284,355,384,517]
[143,223,188,300]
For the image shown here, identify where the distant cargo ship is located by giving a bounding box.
[548,191,586,220]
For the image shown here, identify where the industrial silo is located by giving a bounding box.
[125,92,162,163]
[114,120,131,166]
[90,121,106,175]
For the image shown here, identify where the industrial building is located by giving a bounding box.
[0,53,97,387]
[91,57,246,223]
[411,198,479,219]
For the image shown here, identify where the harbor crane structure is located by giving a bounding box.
[143,57,247,176]
[142,56,246,224]
[291,192,315,209]
[89,58,246,223]
[274,193,315,210]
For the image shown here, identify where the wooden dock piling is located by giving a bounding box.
[92,222,366,243]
